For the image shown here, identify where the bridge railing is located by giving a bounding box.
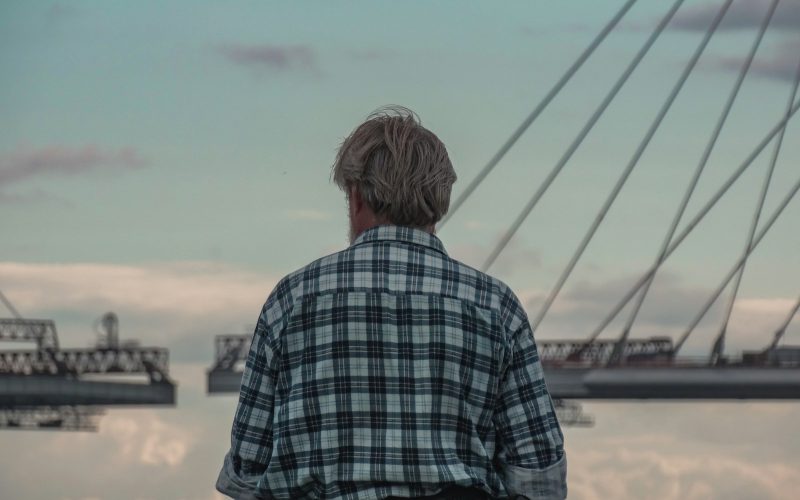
[210,335,251,371]
[0,319,60,350]
[538,337,674,364]
[0,347,171,382]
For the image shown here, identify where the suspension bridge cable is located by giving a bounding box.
[711,11,795,363]
[608,0,780,365]
[672,169,800,355]
[770,295,800,350]
[0,291,22,319]
[437,0,640,230]
[684,51,800,359]
[527,0,733,333]
[584,96,800,344]
[480,0,687,272]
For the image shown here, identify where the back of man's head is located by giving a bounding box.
[332,106,457,228]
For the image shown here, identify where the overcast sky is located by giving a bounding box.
[1,1,799,499]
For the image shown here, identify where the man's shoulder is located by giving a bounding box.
[446,255,514,297]
[447,257,529,329]
[258,250,347,330]
[265,246,358,305]
[269,240,529,329]
[277,246,354,287]
[280,242,508,290]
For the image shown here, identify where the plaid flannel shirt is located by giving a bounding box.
[217,225,566,499]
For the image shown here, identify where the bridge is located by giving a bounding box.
[207,334,800,396]
[0,298,176,431]
[206,334,800,426]
[207,0,800,426]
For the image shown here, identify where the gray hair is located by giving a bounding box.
[332,106,457,228]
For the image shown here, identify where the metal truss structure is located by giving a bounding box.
[0,346,170,381]
[0,318,60,350]
[553,400,593,427]
[210,334,250,372]
[1,312,175,431]
[537,337,674,364]
[0,406,105,431]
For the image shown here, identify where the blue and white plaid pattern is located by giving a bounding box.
[219,225,565,499]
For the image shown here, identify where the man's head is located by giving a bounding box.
[332,106,457,242]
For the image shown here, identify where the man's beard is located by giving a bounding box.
[347,200,356,245]
[348,219,356,245]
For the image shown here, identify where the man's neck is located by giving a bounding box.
[351,222,436,242]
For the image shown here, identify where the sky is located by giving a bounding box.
[1,0,800,498]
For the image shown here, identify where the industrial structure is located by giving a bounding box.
[207,0,800,427]
[0,293,176,431]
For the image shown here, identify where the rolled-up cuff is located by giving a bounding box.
[215,452,264,500]
[500,453,567,499]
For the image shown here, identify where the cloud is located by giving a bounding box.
[522,271,796,354]
[436,236,794,353]
[717,39,800,81]
[0,261,270,317]
[516,272,728,344]
[671,0,800,32]
[45,2,80,23]
[448,236,543,276]
[1,264,799,498]
[285,208,332,221]
[2,259,789,363]
[0,145,146,187]
[3,376,798,498]
[566,401,800,499]
[0,187,73,206]
[568,440,800,500]
[346,49,393,61]
[218,44,316,72]
[0,261,277,362]
[554,272,722,328]
[0,386,217,499]
[9,256,778,363]
[100,411,192,468]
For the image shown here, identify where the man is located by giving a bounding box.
[217,107,566,499]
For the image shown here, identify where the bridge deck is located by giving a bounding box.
[208,370,243,394]
[0,375,176,406]
[208,365,800,399]
[544,365,800,399]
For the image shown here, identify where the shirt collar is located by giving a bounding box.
[350,225,448,256]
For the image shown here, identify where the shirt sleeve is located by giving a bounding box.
[493,321,567,499]
[216,302,282,499]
